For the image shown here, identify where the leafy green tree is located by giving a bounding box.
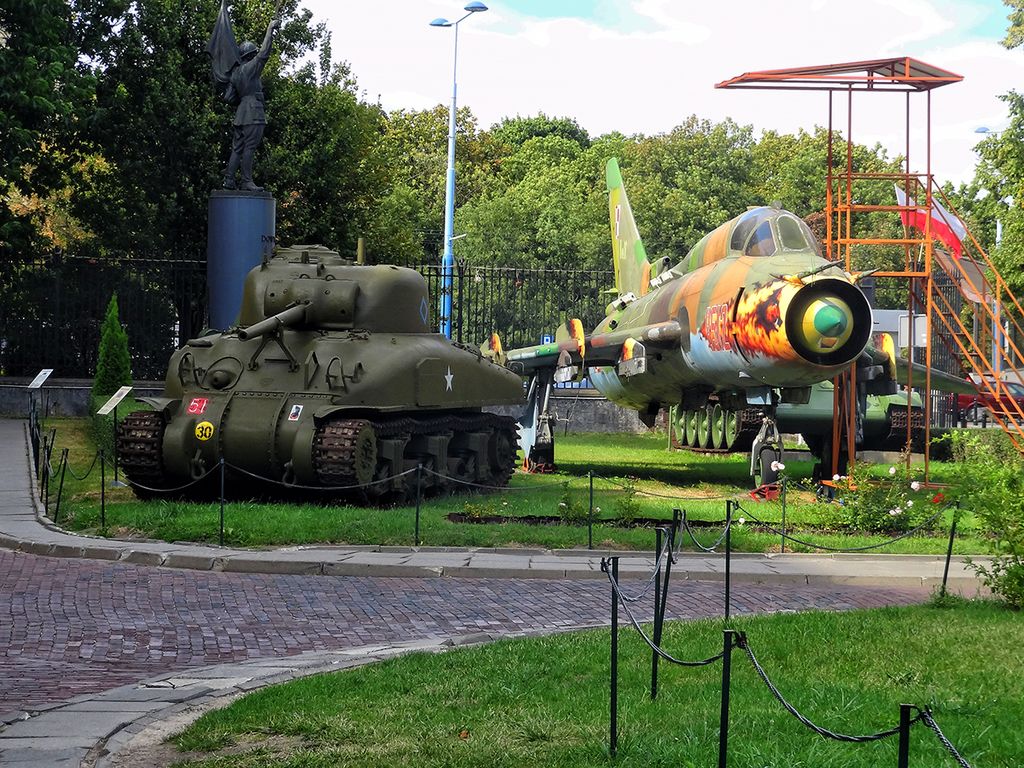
[490,114,590,150]
[92,293,132,397]
[0,0,92,254]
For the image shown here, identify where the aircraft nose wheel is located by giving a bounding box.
[753,445,781,488]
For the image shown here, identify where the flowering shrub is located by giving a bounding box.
[827,456,937,533]
[951,431,1024,609]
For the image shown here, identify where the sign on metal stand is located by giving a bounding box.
[27,369,54,390]
[96,386,133,416]
[97,386,132,487]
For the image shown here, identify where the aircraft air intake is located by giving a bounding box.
[785,278,871,367]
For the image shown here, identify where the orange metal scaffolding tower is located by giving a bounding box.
[717,58,1024,481]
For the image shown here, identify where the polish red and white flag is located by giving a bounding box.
[893,185,968,258]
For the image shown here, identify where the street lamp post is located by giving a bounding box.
[431,1,488,340]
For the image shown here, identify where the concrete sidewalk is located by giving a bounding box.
[0,419,985,590]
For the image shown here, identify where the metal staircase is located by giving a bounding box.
[831,171,1024,455]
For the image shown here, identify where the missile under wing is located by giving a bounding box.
[504,158,877,483]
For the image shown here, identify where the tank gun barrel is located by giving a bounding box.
[237,302,308,340]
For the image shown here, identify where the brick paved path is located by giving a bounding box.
[0,550,929,713]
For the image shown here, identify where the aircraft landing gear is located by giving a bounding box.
[750,414,783,489]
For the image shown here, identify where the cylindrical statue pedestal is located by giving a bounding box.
[207,190,276,330]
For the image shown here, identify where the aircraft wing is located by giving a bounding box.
[862,333,975,395]
[505,319,682,379]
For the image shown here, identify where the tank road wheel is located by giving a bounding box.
[696,407,712,449]
[684,410,699,447]
[315,419,378,491]
[710,404,725,449]
[116,410,167,499]
[753,446,781,488]
[671,408,686,448]
[723,409,740,450]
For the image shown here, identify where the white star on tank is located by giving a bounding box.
[444,366,454,391]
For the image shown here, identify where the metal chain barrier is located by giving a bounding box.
[920,710,974,768]
[680,508,732,553]
[602,559,724,668]
[594,472,741,501]
[65,451,100,481]
[225,461,418,491]
[607,534,674,603]
[103,457,220,493]
[737,633,920,742]
[734,502,950,553]
[420,465,566,491]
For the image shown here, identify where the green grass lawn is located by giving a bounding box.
[168,601,1022,767]
[37,418,988,553]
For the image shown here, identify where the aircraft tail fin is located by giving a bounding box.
[606,158,650,298]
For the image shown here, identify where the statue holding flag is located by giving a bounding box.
[207,0,282,192]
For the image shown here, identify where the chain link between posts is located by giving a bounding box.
[734,502,951,553]
[602,559,724,667]
[736,634,920,742]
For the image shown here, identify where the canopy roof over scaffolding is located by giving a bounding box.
[715,57,963,92]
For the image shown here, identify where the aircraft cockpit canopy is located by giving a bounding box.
[729,207,821,258]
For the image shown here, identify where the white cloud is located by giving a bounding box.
[303,0,1024,185]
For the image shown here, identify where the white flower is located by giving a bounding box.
[911,481,921,492]
[906,500,913,507]
[770,460,783,472]
[833,473,841,482]
[889,466,897,476]
[840,475,847,481]
[595,507,601,513]
[889,509,899,516]
[502,501,508,506]
[738,517,746,525]
[558,502,567,508]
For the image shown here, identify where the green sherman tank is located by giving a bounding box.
[116,245,525,502]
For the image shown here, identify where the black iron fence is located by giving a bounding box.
[0,253,206,380]
[0,253,613,379]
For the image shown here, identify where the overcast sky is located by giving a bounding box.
[301,0,1022,185]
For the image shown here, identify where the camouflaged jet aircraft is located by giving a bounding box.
[496,157,886,485]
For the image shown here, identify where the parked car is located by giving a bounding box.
[957,375,1024,418]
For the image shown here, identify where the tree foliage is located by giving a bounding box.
[92,293,132,397]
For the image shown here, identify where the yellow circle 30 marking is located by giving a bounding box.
[194,421,215,441]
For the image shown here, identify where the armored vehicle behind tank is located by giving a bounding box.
[117,245,524,503]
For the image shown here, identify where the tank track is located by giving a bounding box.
[313,412,519,499]
[670,406,761,454]
[116,411,168,494]
[116,408,519,502]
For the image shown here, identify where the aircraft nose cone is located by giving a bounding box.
[798,296,854,353]
[813,303,848,338]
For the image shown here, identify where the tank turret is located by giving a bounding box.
[117,245,524,502]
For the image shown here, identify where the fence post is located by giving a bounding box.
[610,556,619,758]
[941,503,959,598]
[100,449,106,531]
[724,500,733,623]
[53,448,69,524]
[651,527,663,700]
[897,703,913,768]
[112,404,119,485]
[718,629,738,768]
[415,464,423,546]
[588,470,594,550]
[218,457,226,546]
[38,433,47,489]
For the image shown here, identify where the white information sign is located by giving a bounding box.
[27,369,54,390]
[97,386,134,416]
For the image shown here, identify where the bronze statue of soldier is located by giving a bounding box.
[207,0,281,192]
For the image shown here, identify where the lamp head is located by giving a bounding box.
[975,126,992,134]
[430,17,452,26]
[464,1,488,11]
